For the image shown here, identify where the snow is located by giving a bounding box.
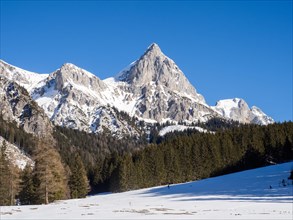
[0,59,49,92]
[0,136,33,170]
[1,162,292,219]
[212,98,242,117]
[62,63,95,78]
[251,106,268,118]
[101,79,138,116]
[159,125,210,136]
[114,60,137,81]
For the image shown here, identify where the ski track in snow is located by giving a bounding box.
[1,162,292,219]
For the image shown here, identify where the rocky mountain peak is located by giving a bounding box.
[53,63,107,91]
[0,60,48,92]
[144,43,163,56]
[212,98,274,125]
[116,43,205,103]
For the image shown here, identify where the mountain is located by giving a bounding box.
[0,136,33,170]
[0,44,274,136]
[108,43,216,123]
[0,60,48,92]
[0,75,53,136]
[212,98,274,125]
[29,63,142,137]
[116,43,205,103]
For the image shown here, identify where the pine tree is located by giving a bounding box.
[19,164,35,205]
[33,139,68,204]
[0,140,20,205]
[69,153,89,198]
[0,140,11,205]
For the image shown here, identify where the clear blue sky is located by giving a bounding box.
[1,0,292,122]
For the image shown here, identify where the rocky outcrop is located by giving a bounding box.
[0,136,33,170]
[0,75,53,136]
[112,43,215,123]
[0,60,48,91]
[117,43,204,102]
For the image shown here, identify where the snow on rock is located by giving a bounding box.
[0,60,48,92]
[0,43,276,137]
[159,125,210,136]
[0,136,33,170]
[0,76,54,136]
[212,98,274,125]
[250,106,275,125]
[1,162,292,219]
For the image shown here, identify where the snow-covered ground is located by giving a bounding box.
[0,136,33,170]
[1,162,292,219]
[159,125,210,136]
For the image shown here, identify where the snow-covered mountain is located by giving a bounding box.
[0,60,48,92]
[0,44,274,136]
[0,75,53,136]
[212,98,274,125]
[29,63,142,137]
[108,43,216,123]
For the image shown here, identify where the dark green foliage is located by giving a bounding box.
[108,122,293,192]
[0,140,20,205]
[19,165,35,205]
[0,140,11,205]
[1,107,292,203]
[69,154,90,198]
[52,125,146,193]
[0,114,37,156]
[200,117,240,131]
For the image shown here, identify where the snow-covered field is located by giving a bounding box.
[159,125,210,136]
[1,162,292,219]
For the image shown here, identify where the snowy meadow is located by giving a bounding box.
[1,162,292,219]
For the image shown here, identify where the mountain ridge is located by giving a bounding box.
[0,43,274,136]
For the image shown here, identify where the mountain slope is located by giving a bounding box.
[0,136,33,170]
[30,63,142,137]
[0,75,53,136]
[0,44,275,136]
[2,162,292,219]
[212,98,274,125]
[116,43,205,103]
[0,60,48,92]
[106,43,219,123]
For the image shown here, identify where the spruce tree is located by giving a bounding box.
[0,140,20,205]
[0,140,10,205]
[19,164,35,205]
[69,153,89,198]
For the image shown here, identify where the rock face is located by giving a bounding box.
[0,43,274,136]
[0,136,33,170]
[109,43,216,123]
[30,63,141,137]
[117,43,205,102]
[0,75,53,136]
[0,60,48,92]
[212,98,274,125]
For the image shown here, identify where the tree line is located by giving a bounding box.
[0,113,292,205]
[101,122,293,192]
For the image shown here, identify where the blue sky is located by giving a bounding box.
[1,0,292,122]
